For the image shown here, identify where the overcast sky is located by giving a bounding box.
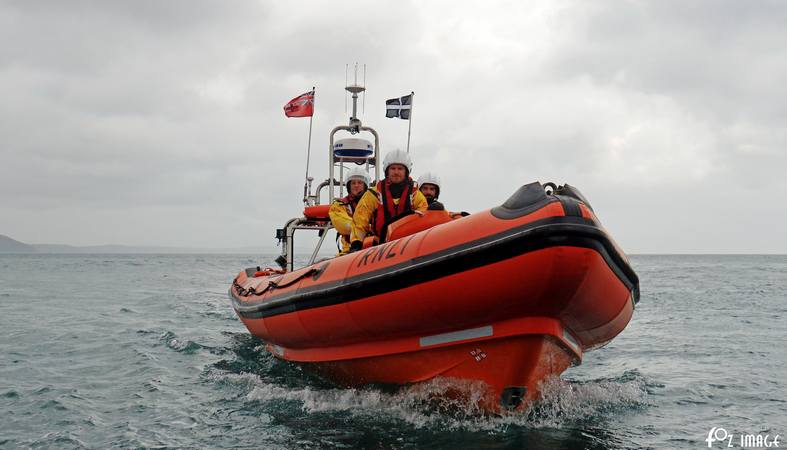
[1,1,785,253]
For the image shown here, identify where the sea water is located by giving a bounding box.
[1,254,785,448]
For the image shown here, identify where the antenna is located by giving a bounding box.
[362,64,366,114]
[345,63,365,133]
[344,64,348,114]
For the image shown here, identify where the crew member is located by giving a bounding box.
[417,172,470,219]
[349,150,428,251]
[417,172,444,211]
[329,166,370,255]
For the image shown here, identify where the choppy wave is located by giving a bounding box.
[221,369,651,433]
[2,254,785,449]
[523,371,649,427]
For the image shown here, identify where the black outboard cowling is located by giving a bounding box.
[491,182,557,220]
[555,184,593,212]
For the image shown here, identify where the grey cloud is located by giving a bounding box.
[1,0,785,251]
[541,1,787,185]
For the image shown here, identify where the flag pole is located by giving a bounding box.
[406,91,414,154]
[303,87,315,204]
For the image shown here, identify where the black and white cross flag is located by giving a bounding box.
[386,94,412,119]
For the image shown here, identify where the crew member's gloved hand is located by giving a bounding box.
[349,240,363,252]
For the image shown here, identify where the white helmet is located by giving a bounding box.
[417,172,441,190]
[345,166,370,189]
[382,149,413,175]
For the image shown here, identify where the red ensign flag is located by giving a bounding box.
[283,91,315,117]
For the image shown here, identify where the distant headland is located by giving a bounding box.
[0,234,271,254]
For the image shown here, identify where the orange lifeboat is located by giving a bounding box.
[229,182,640,411]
